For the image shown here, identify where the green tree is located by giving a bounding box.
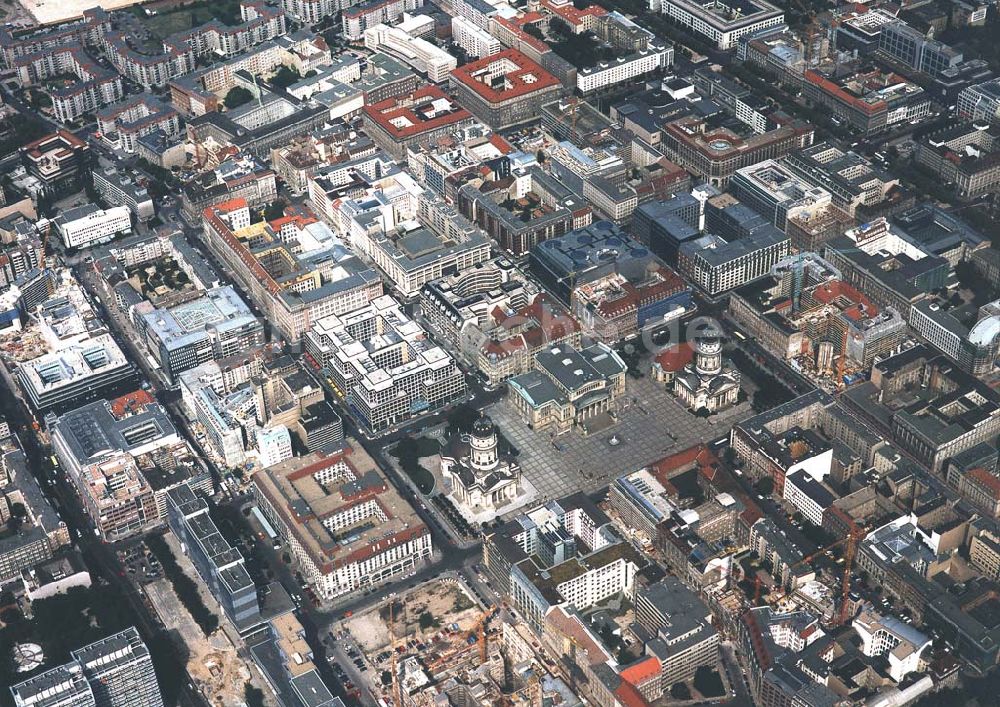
[224,86,253,109]
[270,65,302,89]
[245,682,266,707]
[418,611,436,630]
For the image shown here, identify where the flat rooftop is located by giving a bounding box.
[253,444,427,575]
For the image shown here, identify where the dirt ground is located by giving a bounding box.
[17,0,146,25]
[346,579,480,653]
[145,580,258,707]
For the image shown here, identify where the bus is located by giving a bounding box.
[251,506,280,549]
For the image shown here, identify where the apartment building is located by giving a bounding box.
[92,167,154,221]
[452,15,501,58]
[0,7,111,66]
[96,94,182,154]
[343,0,424,41]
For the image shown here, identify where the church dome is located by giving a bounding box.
[472,415,495,438]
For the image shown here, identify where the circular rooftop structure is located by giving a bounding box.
[13,643,44,673]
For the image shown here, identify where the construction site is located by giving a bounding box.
[344,578,559,706]
[144,575,256,707]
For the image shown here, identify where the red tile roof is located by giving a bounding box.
[450,49,560,104]
[654,342,694,373]
[364,86,472,139]
[968,467,1000,500]
[619,656,661,688]
[109,390,156,418]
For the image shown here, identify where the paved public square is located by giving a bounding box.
[487,363,755,507]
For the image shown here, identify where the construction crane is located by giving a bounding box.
[39,220,51,271]
[759,524,867,616]
[837,525,864,627]
[389,600,402,707]
[473,608,495,663]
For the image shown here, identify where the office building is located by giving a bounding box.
[483,494,641,633]
[16,335,133,412]
[304,295,466,433]
[21,130,91,194]
[55,205,131,250]
[11,663,96,707]
[201,199,382,343]
[253,446,432,600]
[662,115,814,187]
[958,77,1000,124]
[729,160,833,231]
[361,86,476,163]
[363,23,456,82]
[72,627,163,707]
[166,485,262,633]
[457,179,579,256]
[652,0,784,49]
[48,397,184,539]
[11,625,164,707]
[139,286,264,382]
[878,20,963,78]
[332,174,491,298]
[634,576,719,685]
[678,227,788,296]
[914,122,1000,201]
[783,142,900,218]
[0,449,68,583]
[449,50,563,130]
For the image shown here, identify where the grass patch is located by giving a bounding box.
[694,666,726,698]
[389,437,440,494]
[146,534,219,636]
[144,10,195,38]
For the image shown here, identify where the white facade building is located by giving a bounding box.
[853,608,930,682]
[256,425,293,467]
[577,43,673,93]
[452,16,501,58]
[781,469,834,526]
[55,205,131,249]
[363,24,456,82]
[653,0,784,50]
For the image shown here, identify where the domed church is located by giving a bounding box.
[441,414,522,517]
[673,336,741,414]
